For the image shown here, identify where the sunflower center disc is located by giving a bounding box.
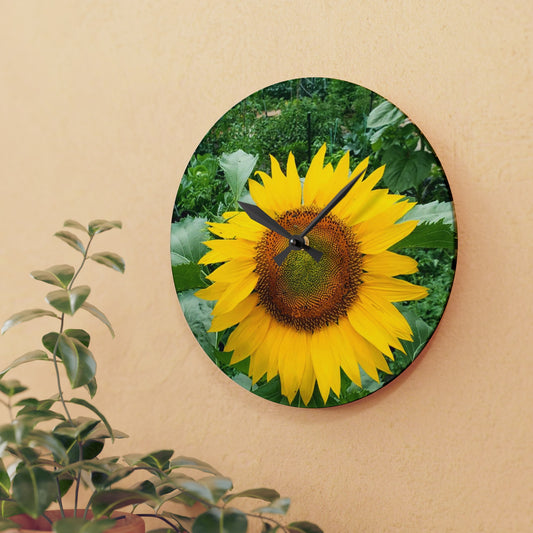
[255,208,362,332]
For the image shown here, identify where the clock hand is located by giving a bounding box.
[238,201,323,265]
[273,167,365,265]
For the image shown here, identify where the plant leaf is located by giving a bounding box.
[89,252,125,273]
[367,100,405,129]
[253,497,291,515]
[170,217,209,265]
[219,149,258,201]
[53,517,116,533]
[170,456,222,476]
[30,264,76,288]
[57,335,96,388]
[0,380,27,397]
[399,200,456,228]
[12,465,56,518]
[88,219,122,236]
[63,219,89,234]
[172,263,206,292]
[287,522,324,533]
[192,508,248,533]
[91,489,154,518]
[80,302,115,337]
[1,309,59,335]
[390,219,456,251]
[0,350,50,379]
[224,487,281,504]
[54,230,86,254]
[46,286,91,316]
[68,398,115,442]
[382,147,435,192]
[177,290,216,355]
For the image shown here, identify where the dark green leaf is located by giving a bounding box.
[46,286,91,316]
[12,465,56,518]
[367,100,405,129]
[0,350,50,378]
[63,219,89,234]
[91,489,154,518]
[219,150,258,201]
[30,264,75,288]
[54,417,100,440]
[28,430,68,462]
[382,147,435,192]
[170,217,209,265]
[287,521,324,533]
[192,508,248,533]
[390,220,456,251]
[223,487,280,504]
[43,329,91,354]
[53,517,116,533]
[170,456,221,476]
[88,219,122,236]
[80,302,115,337]
[0,379,27,397]
[85,377,98,398]
[89,252,125,273]
[54,230,86,254]
[68,398,115,442]
[172,263,206,292]
[199,476,233,503]
[0,461,10,499]
[57,335,96,388]
[400,310,433,362]
[253,497,291,515]
[1,309,59,335]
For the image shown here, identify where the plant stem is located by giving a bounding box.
[55,475,65,517]
[135,513,184,532]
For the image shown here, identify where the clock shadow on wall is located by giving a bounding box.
[171,77,457,408]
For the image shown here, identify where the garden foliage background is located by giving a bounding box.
[1,1,532,531]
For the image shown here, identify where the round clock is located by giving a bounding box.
[171,78,457,408]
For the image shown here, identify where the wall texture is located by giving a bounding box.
[1,1,531,531]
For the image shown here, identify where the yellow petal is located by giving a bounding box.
[357,220,418,255]
[299,333,316,405]
[303,143,327,205]
[226,307,270,364]
[209,293,259,332]
[362,251,419,276]
[206,257,256,283]
[361,273,429,302]
[278,328,306,403]
[195,282,227,301]
[199,238,256,264]
[309,326,341,402]
[212,273,258,315]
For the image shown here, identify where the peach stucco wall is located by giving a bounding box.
[1,2,531,531]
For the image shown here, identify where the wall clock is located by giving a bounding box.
[171,78,457,408]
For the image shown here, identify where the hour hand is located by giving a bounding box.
[238,202,293,240]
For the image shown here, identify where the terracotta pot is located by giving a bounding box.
[8,510,145,532]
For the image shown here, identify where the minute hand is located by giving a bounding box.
[299,167,365,238]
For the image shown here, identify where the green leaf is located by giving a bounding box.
[28,430,68,462]
[400,310,433,362]
[177,290,216,354]
[0,379,27,397]
[54,230,86,254]
[367,100,405,129]
[57,334,96,388]
[68,398,115,442]
[390,219,456,251]
[199,476,233,503]
[223,487,280,504]
[124,449,174,471]
[0,461,10,499]
[219,150,258,201]
[89,252,125,273]
[382,147,435,192]
[80,302,115,337]
[85,377,98,398]
[30,264,76,288]
[170,456,222,476]
[53,517,116,533]
[12,465,56,518]
[253,497,291,515]
[170,217,209,266]
[43,329,90,355]
[88,219,122,236]
[287,521,324,533]
[192,508,248,533]
[0,350,51,379]
[1,309,59,335]
[46,286,91,316]
[63,219,89,234]
[399,200,456,228]
[172,263,206,292]
[91,489,154,518]
[0,520,19,531]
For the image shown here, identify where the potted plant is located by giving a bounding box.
[0,219,322,533]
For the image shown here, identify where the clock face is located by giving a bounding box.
[171,78,457,408]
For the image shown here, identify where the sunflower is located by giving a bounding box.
[196,145,428,405]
